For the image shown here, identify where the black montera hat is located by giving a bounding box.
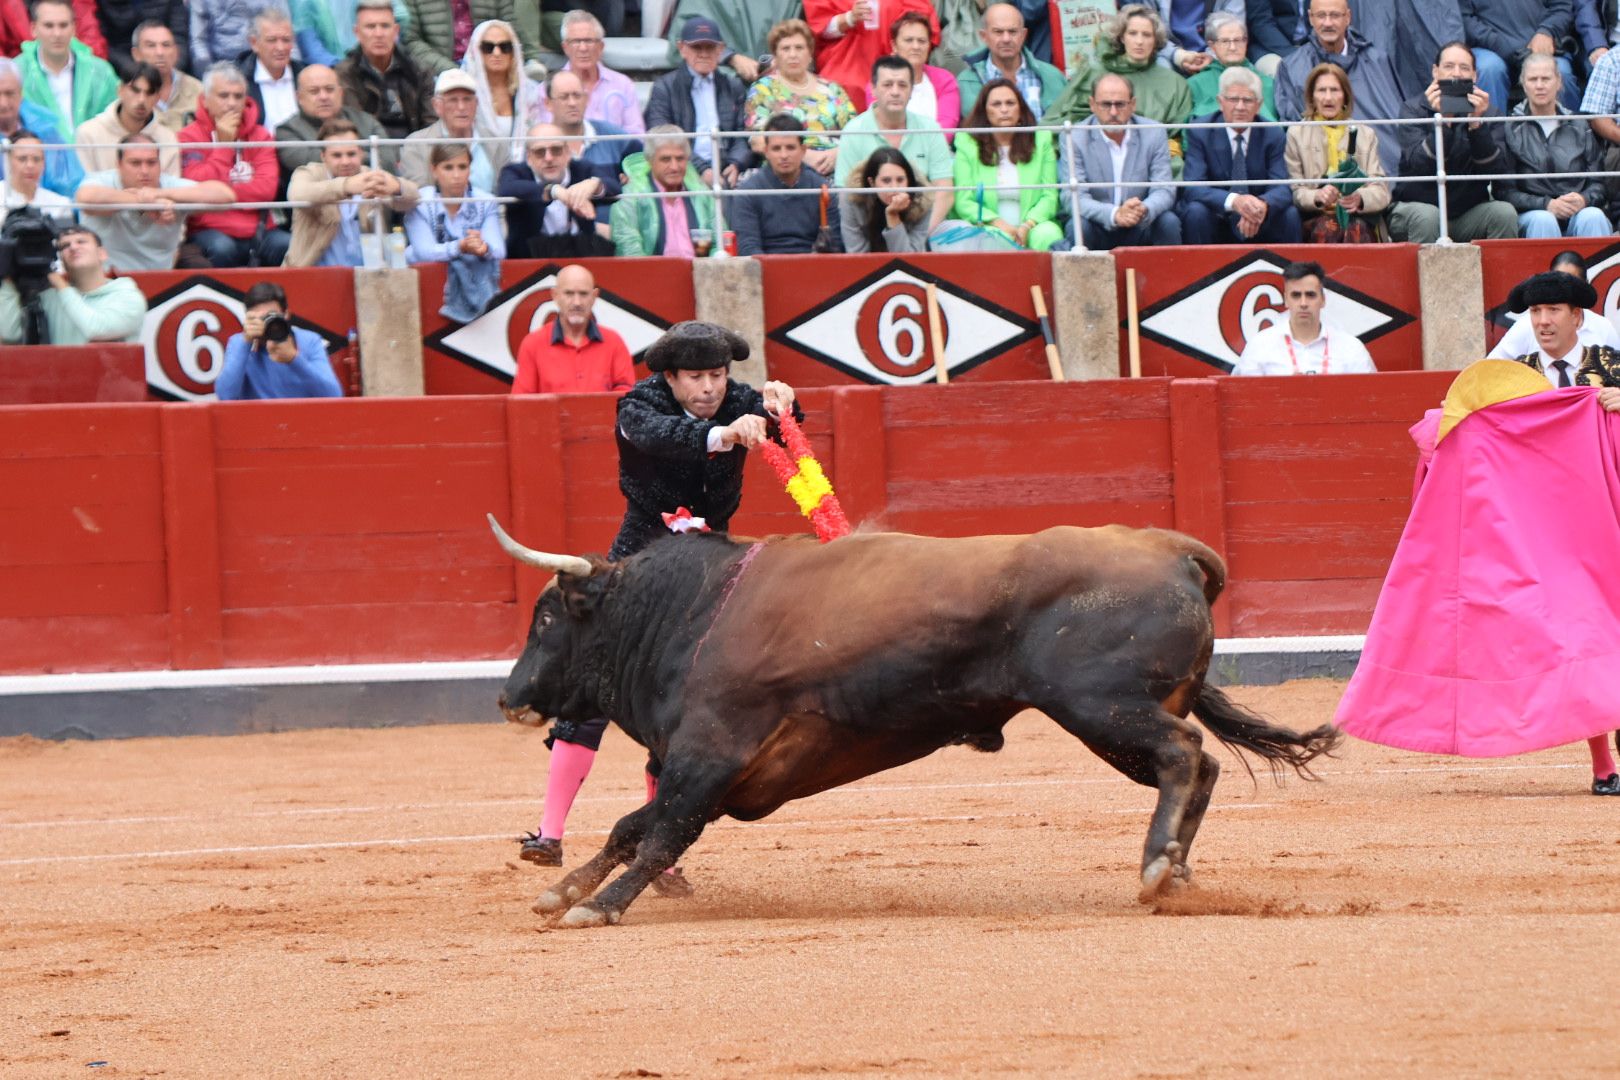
[1507,270,1597,313]
[644,321,750,372]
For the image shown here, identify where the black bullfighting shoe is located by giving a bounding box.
[518,832,563,865]
[649,867,695,898]
[1592,774,1620,796]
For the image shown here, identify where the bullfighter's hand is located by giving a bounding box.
[1599,386,1620,412]
[761,379,796,417]
[720,414,768,448]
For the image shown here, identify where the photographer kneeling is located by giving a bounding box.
[0,222,147,345]
[214,282,344,401]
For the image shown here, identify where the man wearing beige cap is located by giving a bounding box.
[400,67,505,191]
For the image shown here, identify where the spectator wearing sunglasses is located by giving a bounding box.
[498,122,619,259]
[463,18,545,163]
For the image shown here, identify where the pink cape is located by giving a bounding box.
[1334,388,1620,757]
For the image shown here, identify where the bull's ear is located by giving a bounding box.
[557,567,609,619]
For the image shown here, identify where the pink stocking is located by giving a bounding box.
[1589,735,1616,779]
[538,741,596,839]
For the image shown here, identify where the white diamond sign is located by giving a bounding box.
[429,270,670,381]
[771,263,1038,385]
[138,277,342,400]
[1137,252,1409,371]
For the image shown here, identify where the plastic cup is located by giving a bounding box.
[691,227,713,257]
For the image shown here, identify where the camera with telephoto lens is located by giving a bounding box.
[0,207,62,344]
[260,312,293,344]
[0,206,61,289]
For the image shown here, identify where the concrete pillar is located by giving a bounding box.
[693,256,768,387]
[1417,243,1486,371]
[354,268,424,396]
[1049,250,1121,381]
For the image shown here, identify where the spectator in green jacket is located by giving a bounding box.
[951,79,1062,251]
[399,0,541,77]
[15,0,119,138]
[954,4,1067,123]
[610,125,718,258]
[1187,12,1276,122]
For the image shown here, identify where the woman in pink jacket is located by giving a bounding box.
[865,11,958,132]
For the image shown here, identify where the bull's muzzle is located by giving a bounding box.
[498,694,547,727]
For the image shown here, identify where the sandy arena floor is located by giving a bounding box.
[4,679,1618,1079]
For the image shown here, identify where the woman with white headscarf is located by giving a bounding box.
[462,19,545,167]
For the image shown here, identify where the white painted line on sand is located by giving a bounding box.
[0,760,1589,833]
[0,813,1012,867]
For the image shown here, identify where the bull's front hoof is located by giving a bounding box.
[1137,842,1184,904]
[532,883,583,915]
[1138,855,1174,903]
[559,902,620,929]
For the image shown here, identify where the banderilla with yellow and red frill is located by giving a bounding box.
[759,410,851,543]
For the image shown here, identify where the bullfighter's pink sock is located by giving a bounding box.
[1588,736,1616,779]
[538,741,596,839]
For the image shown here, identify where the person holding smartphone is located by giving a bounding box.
[1387,40,1519,243]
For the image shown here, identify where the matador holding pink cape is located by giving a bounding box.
[1335,271,1620,794]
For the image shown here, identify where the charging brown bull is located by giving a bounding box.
[489,515,1339,928]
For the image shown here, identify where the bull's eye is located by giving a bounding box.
[539,610,554,629]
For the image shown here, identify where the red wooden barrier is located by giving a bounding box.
[1111,243,1423,379]
[0,373,1455,674]
[1214,371,1451,635]
[0,345,148,403]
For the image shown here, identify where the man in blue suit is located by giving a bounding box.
[1181,66,1302,244]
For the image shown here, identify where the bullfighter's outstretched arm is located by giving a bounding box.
[617,383,721,461]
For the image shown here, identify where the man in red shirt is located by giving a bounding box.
[511,263,635,394]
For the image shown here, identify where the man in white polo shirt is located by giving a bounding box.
[1232,260,1377,376]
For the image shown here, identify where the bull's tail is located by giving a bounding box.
[1186,547,1227,607]
[1191,684,1341,783]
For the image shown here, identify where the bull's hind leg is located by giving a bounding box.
[532,801,657,915]
[558,756,741,929]
[1041,699,1206,903]
[1171,750,1220,883]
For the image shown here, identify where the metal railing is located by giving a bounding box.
[24,110,1620,255]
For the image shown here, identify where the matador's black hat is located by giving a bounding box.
[1507,270,1597,313]
[644,321,751,372]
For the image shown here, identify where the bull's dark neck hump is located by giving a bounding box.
[595,534,762,714]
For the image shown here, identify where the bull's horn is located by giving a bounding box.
[486,514,594,577]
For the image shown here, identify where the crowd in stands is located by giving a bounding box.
[5,0,1620,311]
